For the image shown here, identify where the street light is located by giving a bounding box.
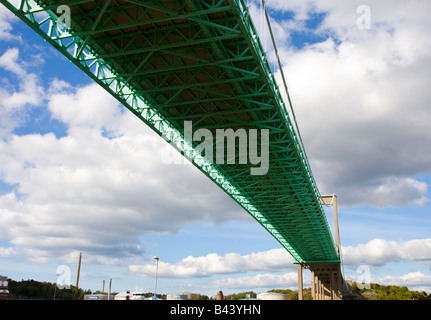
[153,256,159,299]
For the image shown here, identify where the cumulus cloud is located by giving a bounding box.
[0,79,245,264]
[128,237,430,293]
[129,249,294,278]
[209,268,431,293]
[0,4,18,41]
[0,47,26,76]
[0,246,16,258]
[205,272,300,291]
[1,1,431,282]
[342,238,431,267]
[249,0,431,208]
[377,272,431,289]
[129,238,431,280]
[0,47,44,135]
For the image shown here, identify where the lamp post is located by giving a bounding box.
[153,256,159,299]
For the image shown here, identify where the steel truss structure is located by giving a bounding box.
[1,0,339,263]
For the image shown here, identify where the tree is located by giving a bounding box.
[350,282,430,300]
[7,278,85,300]
[225,291,257,300]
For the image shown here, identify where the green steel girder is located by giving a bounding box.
[0,0,339,264]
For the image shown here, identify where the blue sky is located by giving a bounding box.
[0,0,431,297]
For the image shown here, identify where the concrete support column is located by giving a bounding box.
[311,271,316,300]
[303,262,344,300]
[298,264,303,300]
[330,270,334,300]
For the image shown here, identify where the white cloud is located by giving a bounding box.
[0,79,246,264]
[203,269,431,293]
[0,4,19,41]
[205,272,300,291]
[47,80,128,135]
[129,238,431,280]
[377,272,431,289]
[129,248,294,278]
[0,47,26,76]
[259,0,431,208]
[245,1,431,208]
[1,1,430,295]
[0,246,16,258]
[335,177,428,208]
[127,238,431,293]
[0,47,44,136]
[342,238,431,267]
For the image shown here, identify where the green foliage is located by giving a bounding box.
[352,283,431,300]
[7,278,86,300]
[6,278,430,300]
[268,289,294,300]
[225,291,257,300]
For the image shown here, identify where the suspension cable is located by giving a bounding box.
[259,0,322,200]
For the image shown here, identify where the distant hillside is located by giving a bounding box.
[6,278,86,300]
[344,283,430,300]
[224,284,430,300]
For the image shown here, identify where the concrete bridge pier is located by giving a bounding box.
[296,194,343,300]
[298,262,343,300]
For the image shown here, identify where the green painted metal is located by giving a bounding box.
[0,0,339,263]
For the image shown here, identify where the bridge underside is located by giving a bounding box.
[1,0,339,264]
[298,262,343,300]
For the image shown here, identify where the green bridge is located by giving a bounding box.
[1,0,344,299]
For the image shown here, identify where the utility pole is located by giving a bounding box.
[154,256,159,299]
[75,252,82,288]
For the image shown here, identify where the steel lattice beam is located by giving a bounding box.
[0,0,339,263]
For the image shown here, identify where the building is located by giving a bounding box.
[0,276,9,300]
